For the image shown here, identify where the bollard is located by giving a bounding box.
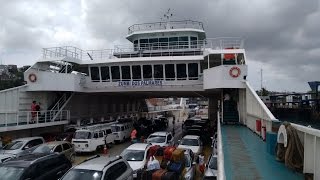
[103,145,108,155]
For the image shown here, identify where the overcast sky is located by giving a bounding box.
[0,0,319,92]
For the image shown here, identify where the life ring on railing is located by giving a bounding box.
[229,66,241,78]
[28,73,37,82]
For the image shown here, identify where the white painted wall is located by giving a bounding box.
[25,70,84,91]
[203,65,247,89]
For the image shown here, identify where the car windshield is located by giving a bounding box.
[121,149,145,161]
[180,139,199,146]
[62,169,102,180]
[209,155,217,169]
[3,141,23,150]
[74,131,91,139]
[111,126,121,132]
[148,135,166,143]
[0,166,25,179]
[33,144,54,153]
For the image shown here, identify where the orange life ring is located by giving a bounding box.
[229,67,241,78]
[28,73,37,82]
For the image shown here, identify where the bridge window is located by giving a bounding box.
[165,64,175,81]
[140,39,148,50]
[179,36,188,48]
[200,60,208,73]
[188,63,199,80]
[134,40,138,51]
[132,65,142,80]
[149,38,159,50]
[121,66,131,81]
[111,66,120,82]
[159,38,169,49]
[90,67,100,82]
[143,65,152,79]
[191,36,198,48]
[101,66,110,82]
[154,64,163,80]
[177,64,187,80]
[169,37,178,49]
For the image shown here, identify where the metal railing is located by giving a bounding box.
[217,111,226,180]
[42,37,244,61]
[50,93,73,121]
[128,20,204,34]
[0,110,70,127]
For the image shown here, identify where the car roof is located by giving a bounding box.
[1,153,57,168]
[182,135,200,139]
[13,136,43,142]
[126,143,150,151]
[75,156,121,171]
[45,141,70,146]
[150,131,169,136]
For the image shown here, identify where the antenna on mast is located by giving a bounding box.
[161,8,173,29]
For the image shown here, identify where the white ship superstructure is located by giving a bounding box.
[0,19,319,179]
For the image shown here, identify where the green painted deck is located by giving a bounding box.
[221,125,303,180]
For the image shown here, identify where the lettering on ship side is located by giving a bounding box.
[118,80,163,87]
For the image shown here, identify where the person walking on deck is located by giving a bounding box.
[130,128,138,143]
[30,101,37,123]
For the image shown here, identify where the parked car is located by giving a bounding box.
[0,153,72,180]
[183,149,196,180]
[120,143,151,178]
[55,132,74,142]
[203,154,218,180]
[20,141,75,162]
[0,137,45,155]
[178,135,203,156]
[61,155,133,180]
[146,131,174,147]
[0,154,14,163]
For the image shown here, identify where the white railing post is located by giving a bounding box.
[36,112,39,124]
[217,111,226,180]
[45,111,47,123]
[27,112,29,125]
[5,113,8,126]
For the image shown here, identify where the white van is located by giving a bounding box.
[111,122,133,143]
[72,122,116,153]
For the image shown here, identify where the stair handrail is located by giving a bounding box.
[49,93,73,122]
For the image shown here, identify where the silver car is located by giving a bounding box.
[61,155,133,180]
[203,154,217,180]
[0,137,44,156]
[21,141,75,162]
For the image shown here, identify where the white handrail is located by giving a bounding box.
[246,81,277,121]
[217,111,226,180]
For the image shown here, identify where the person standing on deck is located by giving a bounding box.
[31,101,37,123]
[130,128,137,143]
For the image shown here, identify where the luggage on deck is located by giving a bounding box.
[141,169,155,180]
[167,162,185,174]
[152,169,167,180]
[164,146,176,160]
[160,159,169,169]
[161,171,178,180]
[171,148,184,162]
[148,145,160,156]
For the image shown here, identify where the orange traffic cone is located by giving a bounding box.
[103,145,108,155]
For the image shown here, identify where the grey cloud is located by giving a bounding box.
[0,0,319,91]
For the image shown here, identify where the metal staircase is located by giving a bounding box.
[46,92,73,122]
[223,100,239,123]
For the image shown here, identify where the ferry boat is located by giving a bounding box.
[0,17,319,179]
